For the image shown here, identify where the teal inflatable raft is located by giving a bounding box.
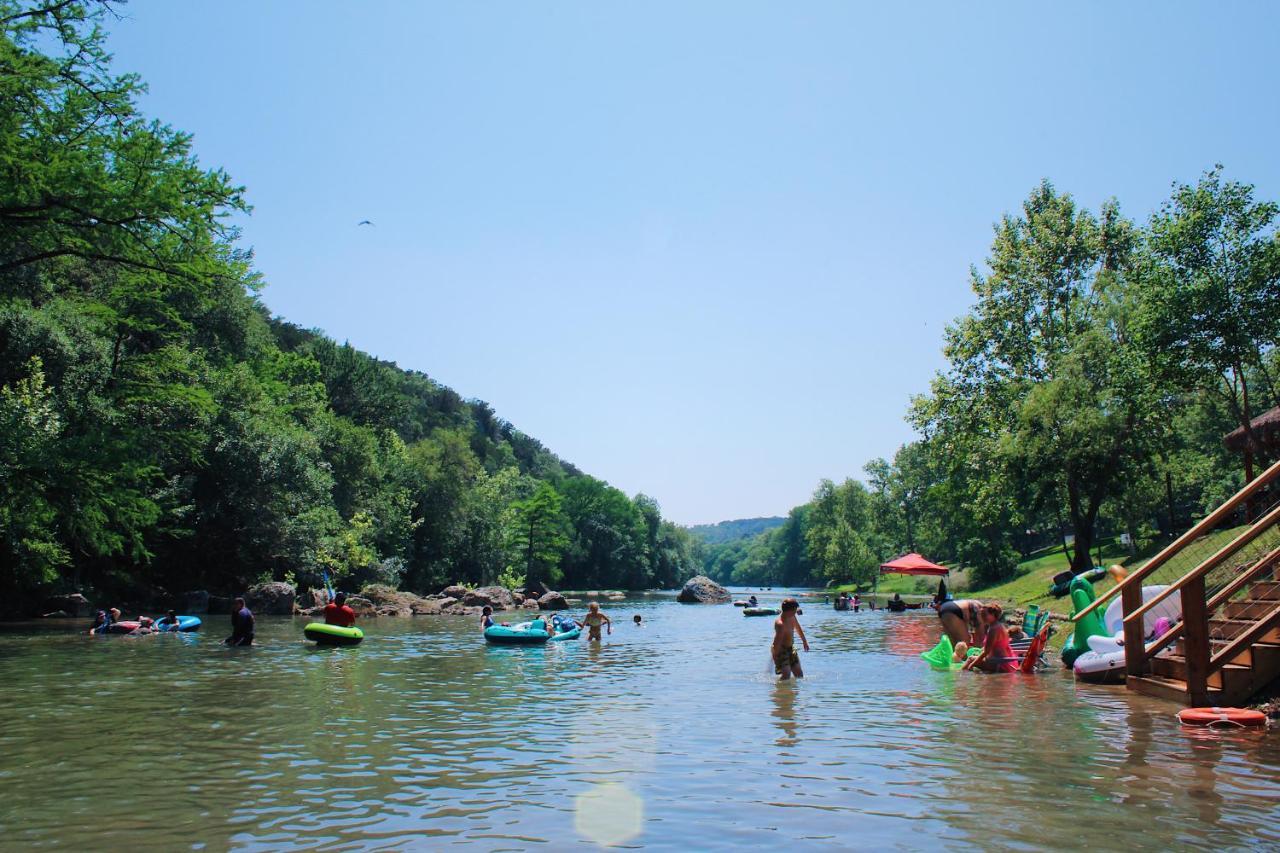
[484,623,550,645]
[304,622,364,646]
[742,607,780,617]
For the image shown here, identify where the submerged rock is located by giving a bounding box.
[245,582,296,615]
[677,575,730,604]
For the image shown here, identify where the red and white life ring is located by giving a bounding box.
[1177,707,1267,728]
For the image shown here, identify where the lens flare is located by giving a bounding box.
[574,782,643,847]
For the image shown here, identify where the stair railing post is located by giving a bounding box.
[1181,575,1211,707]
[1122,581,1146,677]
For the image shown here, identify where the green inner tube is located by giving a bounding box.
[304,622,364,646]
[742,607,780,617]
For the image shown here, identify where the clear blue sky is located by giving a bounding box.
[109,1,1280,524]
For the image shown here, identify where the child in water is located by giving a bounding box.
[480,606,495,630]
[952,641,969,664]
[772,598,809,680]
[963,603,1017,673]
[633,614,642,627]
[582,601,611,641]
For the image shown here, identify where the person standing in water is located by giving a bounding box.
[582,601,611,641]
[225,597,254,646]
[772,598,809,680]
[937,598,985,648]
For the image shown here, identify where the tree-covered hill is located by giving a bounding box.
[0,1,698,612]
[686,517,784,546]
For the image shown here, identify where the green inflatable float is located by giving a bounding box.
[1061,574,1107,668]
[920,635,980,670]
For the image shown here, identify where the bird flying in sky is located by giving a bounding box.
[357,220,374,226]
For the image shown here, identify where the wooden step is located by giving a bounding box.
[1176,637,1260,665]
[1149,654,1251,689]
[1251,581,1280,600]
[1208,618,1280,642]
[1127,674,1222,705]
[1223,599,1278,619]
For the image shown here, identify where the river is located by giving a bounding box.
[0,590,1276,850]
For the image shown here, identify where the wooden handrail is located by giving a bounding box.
[1133,546,1280,669]
[1073,457,1280,622]
[1124,502,1280,626]
[1204,546,1280,612]
[1209,600,1280,673]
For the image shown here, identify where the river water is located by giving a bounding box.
[0,590,1276,850]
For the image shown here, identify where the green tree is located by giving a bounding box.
[506,482,569,590]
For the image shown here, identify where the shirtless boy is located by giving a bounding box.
[772,598,809,680]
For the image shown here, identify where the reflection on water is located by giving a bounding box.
[0,591,1277,849]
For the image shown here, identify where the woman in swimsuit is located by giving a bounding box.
[937,599,985,647]
[964,603,1018,673]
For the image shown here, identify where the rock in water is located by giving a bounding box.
[41,593,91,618]
[245,582,296,615]
[466,586,515,610]
[441,584,469,600]
[537,591,568,611]
[182,590,210,614]
[676,575,730,604]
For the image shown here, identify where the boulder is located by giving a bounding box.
[676,575,730,604]
[537,591,569,611]
[245,582,296,615]
[182,590,210,614]
[344,595,377,617]
[465,586,516,610]
[411,598,446,616]
[438,596,461,611]
[42,593,91,618]
[299,588,330,610]
[441,584,469,600]
[521,598,540,609]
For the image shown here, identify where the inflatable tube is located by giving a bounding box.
[1177,707,1267,728]
[304,622,364,646]
[95,620,142,635]
[733,600,750,607]
[1048,566,1108,598]
[1102,585,1181,637]
[484,623,549,645]
[920,636,980,670]
[155,615,201,633]
[549,616,581,641]
[1063,577,1107,668]
[742,607,780,617]
[1072,649,1126,684]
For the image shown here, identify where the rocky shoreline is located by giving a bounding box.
[34,582,585,621]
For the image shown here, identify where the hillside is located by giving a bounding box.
[0,7,698,611]
[688,517,785,545]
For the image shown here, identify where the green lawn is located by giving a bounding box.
[831,526,1251,618]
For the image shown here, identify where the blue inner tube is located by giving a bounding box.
[742,607,780,617]
[304,622,364,646]
[155,615,201,632]
[550,625,581,641]
[485,623,550,645]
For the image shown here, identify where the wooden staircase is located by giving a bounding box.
[1130,578,1280,705]
[1075,459,1280,707]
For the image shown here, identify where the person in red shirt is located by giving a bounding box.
[323,592,357,627]
[964,603,1017,673]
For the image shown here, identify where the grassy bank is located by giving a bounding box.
[834,526,1251,617]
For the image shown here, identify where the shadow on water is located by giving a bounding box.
[0,596,1276,849]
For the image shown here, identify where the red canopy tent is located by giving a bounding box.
[875,553,948,606]
[879,553,949,576]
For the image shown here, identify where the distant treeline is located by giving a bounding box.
[0,2,699,610]
[706,176,1279,589]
